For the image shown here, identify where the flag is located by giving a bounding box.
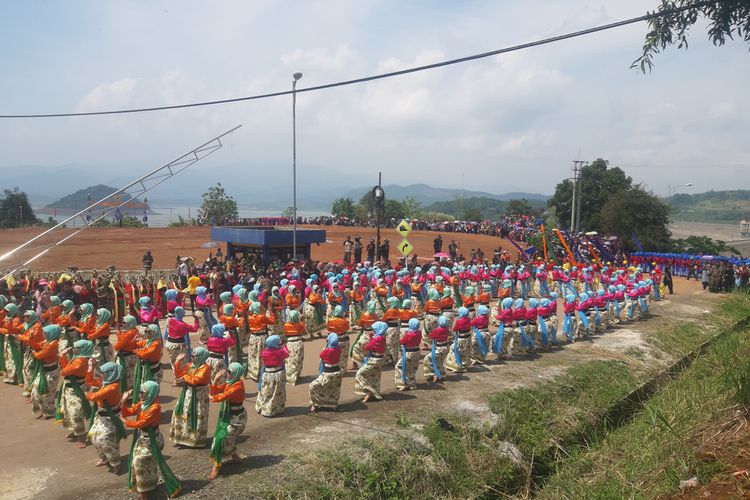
[631,230,645,253]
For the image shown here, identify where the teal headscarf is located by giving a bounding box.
[220,291,232,304]
[288,310,301,323]
[250,302,261,314]
[223,304,235,316]
[96,308,112,326]
[146,324,160,345]
[140,380,160,410]
[73,339,94,358]
[50,295,61,307]
[366,300,376,314]
[192,346,209,366]
[79,303,94,321]
[428,289,440,301]
[387,297,399,309]
[62,300,74,315]
[4,303,19,317]
[43,324,62,341]
[100,361,122,385]
[227,362,244,384]
[0,295,6,309]
[123,315,137,329]
[333,305,344,318]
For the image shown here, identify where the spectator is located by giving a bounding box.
[433,234,443,253]
[354,236,363,264]
[366,239,376,263]
[343,236,352,265]
[142,250,154,274]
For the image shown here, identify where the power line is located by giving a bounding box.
[0,0,716,119]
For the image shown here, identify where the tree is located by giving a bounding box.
[672,235,740,255]
[331,197,355,218]
[506,198,543,217]
[281,206,296,220]
[0,188,39,229]
[401,196,423,219]
[548,159,632,232]
[600,186,672,251]
[463,207,483,222]
[384,199,407,220]
[634,1,750,72]
[198,183,238,226]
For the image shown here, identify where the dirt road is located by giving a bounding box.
[0,279,721,499]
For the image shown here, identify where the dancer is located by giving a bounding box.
[382,297,401,365]
[354,321,387,402]
[350,300,378,369]
[134,324,164,386]
[219,304,244,364]
[58,339,94,447]
[171,347,211,448]
[114,315,139,392]
[29,324,61,419]
[492,298,515,359]
[122,380,181,499]
[1,303,23,384]
[283,310,305,385]
[247,302,269,381]
[85,361,126,470]
[470,305,491,364]
[309,333,343,412]
[445,307,472,373]
[326,305,351,372]
[423,314,450,382]
[165,306,199,377]
[206,324,233,386]
[394,318,422,391]
[209,362,247,480]
[19,310,44,397]
[255,335,288,417]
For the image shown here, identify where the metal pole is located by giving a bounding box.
[376,172,382,262]
[292,78,298,260]
[570,162,577,232]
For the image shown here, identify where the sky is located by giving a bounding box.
[0,0,747,198]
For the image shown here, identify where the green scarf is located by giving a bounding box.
[174,384,198,432]
[31,358,48,395]
[210,362,243,466]
[7,336,23,385]
[0,335,5,373]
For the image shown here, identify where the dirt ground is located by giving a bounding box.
[0,278,722,499]
[0,225,522,273]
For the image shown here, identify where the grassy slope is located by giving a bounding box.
[242,294,750,499]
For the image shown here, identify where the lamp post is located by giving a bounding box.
[667,182,692,197]
[373,173,384,262]
[292,71,303,260]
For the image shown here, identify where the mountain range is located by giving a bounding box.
[2,163,548,211]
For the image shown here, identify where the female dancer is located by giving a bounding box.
[85,361,126,470]
[30,324,61,419]
[209,362,247,480]
[326,306,350,372]
[283,310,305,385]
[134,324,164,386]
[255,335,288,417]
[394,318,421,391]
[354,321,387,403]
[206,324,234,386]
[309,333,343,412]
[58,339,94,447]
[444,307,472,373]
[171,347,211,448]
[114,315,139,391]
[423,314,450,382]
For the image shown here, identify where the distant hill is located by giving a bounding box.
[669,190,750,223]
[343,183,549,206]
[44,185,144,210]
[424,196,548,219]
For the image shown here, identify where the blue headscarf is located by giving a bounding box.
[211,324,225,338]
[175,306,185,321]
[408,318,420,331]
[458,306,469,318]
[437,315,448,328]
[371,321,388,337]
[326,333,339,348]
[477,305,489,316]
[165,289,178,301]
[196,286,207,298]
[266,335,282,348]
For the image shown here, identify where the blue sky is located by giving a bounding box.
[0,0,747,197]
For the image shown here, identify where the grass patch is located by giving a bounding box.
[537,295,750,498]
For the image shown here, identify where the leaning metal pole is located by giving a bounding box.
[0,125,242,279]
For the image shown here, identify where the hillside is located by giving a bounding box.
[669,189,750,223]
[424,196,547,219]
[343,183,549,206]
[44,185,142,210]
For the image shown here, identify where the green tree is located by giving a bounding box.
[600,186,672,251]
[463,207,483,221]
[0,188,39,229]
[672,235,740,255]
[548,159,632,231]
[634,0,750,72]
[198,183,238,226]
[331,197,355,218]
[401,195,423,219]
[507,198,543,217]
[169,215,191,227]
[281,206,295,220]
[384,199,407,220]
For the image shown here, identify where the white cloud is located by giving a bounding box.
[74,78,138,112]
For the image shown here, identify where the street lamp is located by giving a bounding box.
[292,71,303,260]
[373,178,384,261]
[668,182,692,197]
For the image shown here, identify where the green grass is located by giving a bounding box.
[537,296,750,498]
[239,293,750,499]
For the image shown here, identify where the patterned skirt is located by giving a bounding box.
[3,339,19,383]
[444,337,471,373]
[31,367,59,418]
[22,349,35,393]
[215,409,247,462]
[349,329,370,367]
[61,385,88,436]
[285,339,304,385]
[255,368,286,417]
[354,356,384,400]
[309,367,343,409]
[470,329,492,364]
[394,350,421,390]
[303,304,322,335]
[165,339,187,372]
[131,430,165,493]
[89,413,121,466]
[118,353,137,392]
[170,385,210,448]
[206,356,227,387]
[423,345,449,379]
[385,326,401,364]
[92,341,115,368]
[338,335,350,373]
[247,333,266,381]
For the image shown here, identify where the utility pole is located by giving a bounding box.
[570,162,578,232]
[572,160,586,233]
